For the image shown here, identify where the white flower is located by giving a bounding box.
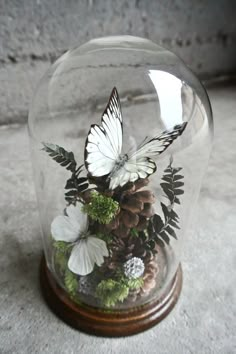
[124,257,145,279]
[51,203,109,276]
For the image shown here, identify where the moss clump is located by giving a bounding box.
[96,278,129,307]
[53,240,68,252]
[83,191,119,224]
[127,277,144,290]
[53,240,69,273]
[64,268,78,297]
[95,275,144,307]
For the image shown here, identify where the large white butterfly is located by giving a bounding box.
[85,88,187,190]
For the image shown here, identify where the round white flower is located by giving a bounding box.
[124,257,145,279]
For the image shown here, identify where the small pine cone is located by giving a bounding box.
[127,235,147,259]
[110,233,147,266]
[127,287,141,303]
[140,257,159,296]
[90,178,156,240]
[106,237,130,271]
[126,257,159,303]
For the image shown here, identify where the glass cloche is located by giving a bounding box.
[28,36,213,335]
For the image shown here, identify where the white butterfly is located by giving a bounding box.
[85,88,187,190]
[51,204,109,276]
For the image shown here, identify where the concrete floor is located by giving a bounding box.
[0,85,235,353]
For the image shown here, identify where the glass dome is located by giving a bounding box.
[28,36,213,322]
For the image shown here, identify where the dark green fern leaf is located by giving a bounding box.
[158,231,170,244]
[169,219,180,229]
[152,214,164,233]
[42,142,76,172]
[64,165,89,205]
[161,159,184,206]
[148,158,185,248]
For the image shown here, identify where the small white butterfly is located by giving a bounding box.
[51,204,109,276]
[85,88,187,190]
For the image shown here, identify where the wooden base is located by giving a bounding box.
[40,256,182,337]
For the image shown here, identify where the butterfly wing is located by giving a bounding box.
[109,157,156,190]
[109,123,187,189]
[68,237,109,276]
[130,123,187,160]
[85,88,123,177]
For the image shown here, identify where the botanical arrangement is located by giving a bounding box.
[42,88,187,308]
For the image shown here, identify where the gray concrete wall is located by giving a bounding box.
[0,0,236,124]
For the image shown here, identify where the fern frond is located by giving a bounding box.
[42,142,76,172]
[160,159,184,206]
[148,158,185,248]
[64,169,89,205]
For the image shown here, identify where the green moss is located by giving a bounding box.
[127,277,144,290]
[64,268,78,297]
[83,191,119,224]
[95,274,144,307]
[53,240,69,273]
[53,240,68,252]
[52,240,82,303]
[96,279,129,307]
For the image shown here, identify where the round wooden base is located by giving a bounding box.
[40,256,182,337]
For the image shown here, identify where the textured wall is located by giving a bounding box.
[0,0,236,124]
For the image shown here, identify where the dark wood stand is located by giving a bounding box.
[40,256,182,336]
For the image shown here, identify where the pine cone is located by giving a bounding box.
[109,232,149,268]
[112,178,156,238]
[140,256,159,296]
[126,255,159,303]
[128,287,141,303]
